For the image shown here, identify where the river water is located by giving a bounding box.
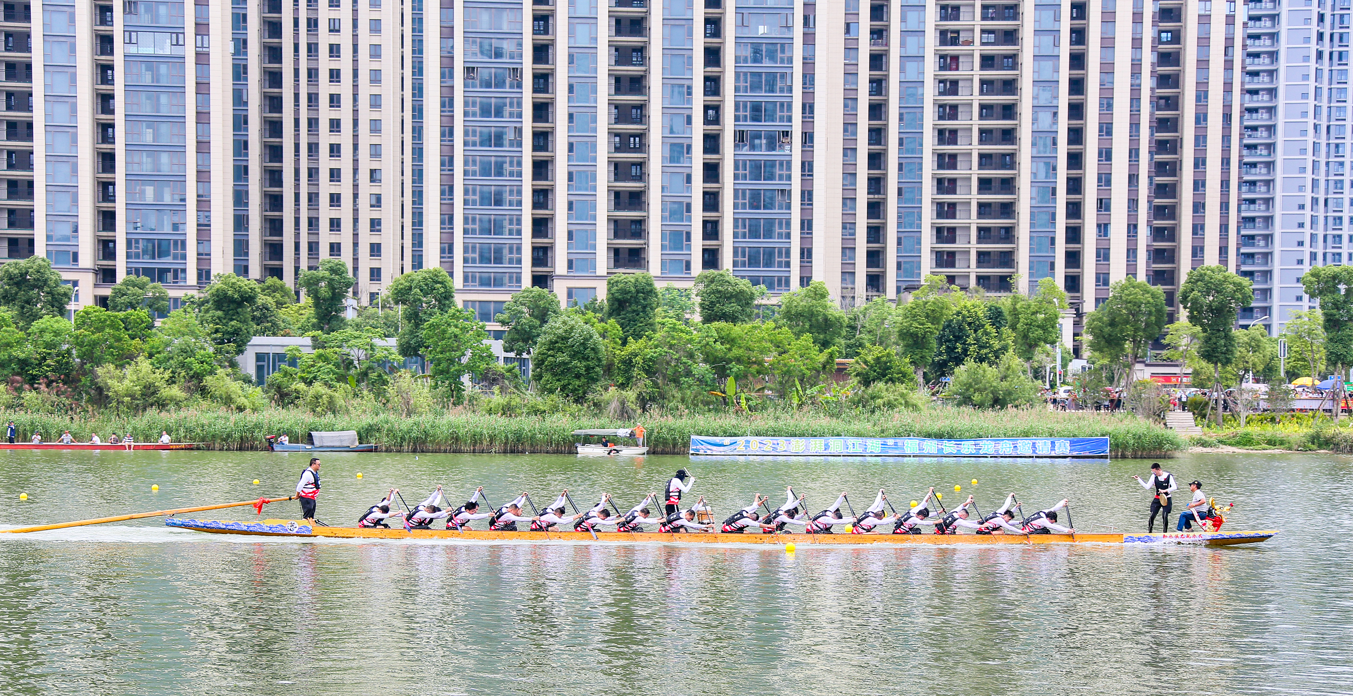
[0,450,1348,695]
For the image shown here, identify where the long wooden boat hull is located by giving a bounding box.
[164,518,1276,547]
[0,442,196,451]
[269,444,378,452]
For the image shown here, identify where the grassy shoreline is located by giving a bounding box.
[0,407,1184,458]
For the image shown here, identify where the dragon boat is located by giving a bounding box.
[164,518,1277,546]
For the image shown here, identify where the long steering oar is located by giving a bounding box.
[2,495,297,534]
[1065,502,1075,541]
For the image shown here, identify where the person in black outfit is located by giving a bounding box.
[1133,463,1177,533]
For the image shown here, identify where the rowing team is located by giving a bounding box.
[356,486,1075,536]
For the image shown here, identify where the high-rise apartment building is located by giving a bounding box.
[1241,0,1352,335]
[2,0,1243,342]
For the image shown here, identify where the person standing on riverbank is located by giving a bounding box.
[6,421,14,444]
[1134,463,1177,533]
[297,458,321,523]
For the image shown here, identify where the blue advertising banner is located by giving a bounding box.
[689,436,1111,458]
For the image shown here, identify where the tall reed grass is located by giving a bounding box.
[0,405,1184,458]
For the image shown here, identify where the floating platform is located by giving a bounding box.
[689,436,1111,458]
[164,518,1275,547]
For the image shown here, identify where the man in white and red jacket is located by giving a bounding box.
[296,457,321,522]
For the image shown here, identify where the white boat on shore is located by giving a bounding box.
[573,429,648,456]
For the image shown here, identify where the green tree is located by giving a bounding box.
[1161,321,1201,384]
[72,306,133,370]
[0,311,26,378]
[1004,277,1068,362]
[298,259,355,332]
[533,313,605,401]
[197,273,265,359]
[308,327,400,392]
[844,298,901,358]
[932,299,1009,376]
[777,280,847,351]
[107,275,170,316]
[1083,277,1168,385]
[1281,309,1326,382]
[422,308,495,401]
[147,309,219,387]
[605,272,659,342]
[1234,325,1278,383]
[495,286,561,356]
[657,284,696,322]
[22,315,74,385]
[0,256,72,329]
[696,321,782,384]
[386,267,458,358]
[693,270,758,324]
[1301,265,1353,375]
[260,276,296,307]
[1180,265,1253,424]
[849,345,916,387]
[946,353,1041,409]
[896,275,957,382]
[96,357,186,413]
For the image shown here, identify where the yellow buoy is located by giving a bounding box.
[843,524,853,533]
[954,485,962,492]
[151,484,159,492]
[19,492,27,500]
[936,492,942,501]
[910,500,918,507]
[784,543,796,553]
[252,479,260,485]
[972,479,979,486]
[356,472,363,479]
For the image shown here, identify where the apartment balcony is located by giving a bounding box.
[938,30,974,46]
[935,55,974,72]
[935,5,974,22]
[1,32,29,54]
[934,179,972,196]
[934,129,972,146]
[1,4,32,23]
[610,247,646,270]
[980,4,1019,21]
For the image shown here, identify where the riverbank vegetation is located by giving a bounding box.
[0,406,1184,457]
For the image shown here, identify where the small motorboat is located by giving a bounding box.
[573,429,648,456]
[266,430,378,453]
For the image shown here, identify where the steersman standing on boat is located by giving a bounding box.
[296,457,321,523]
[665,469,694,515]
[1134,463,1177,533]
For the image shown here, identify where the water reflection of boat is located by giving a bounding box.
[573,429,648,456]
[164,518,1276,547]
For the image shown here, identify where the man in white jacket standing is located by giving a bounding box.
[1134,463,1178,532]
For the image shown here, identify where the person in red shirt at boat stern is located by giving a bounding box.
[297,457,321,523]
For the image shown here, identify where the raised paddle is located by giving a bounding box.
[1065,502,1076,540]
[790,487,817,537]
[564,490,598,540]
[2,495,297,534]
